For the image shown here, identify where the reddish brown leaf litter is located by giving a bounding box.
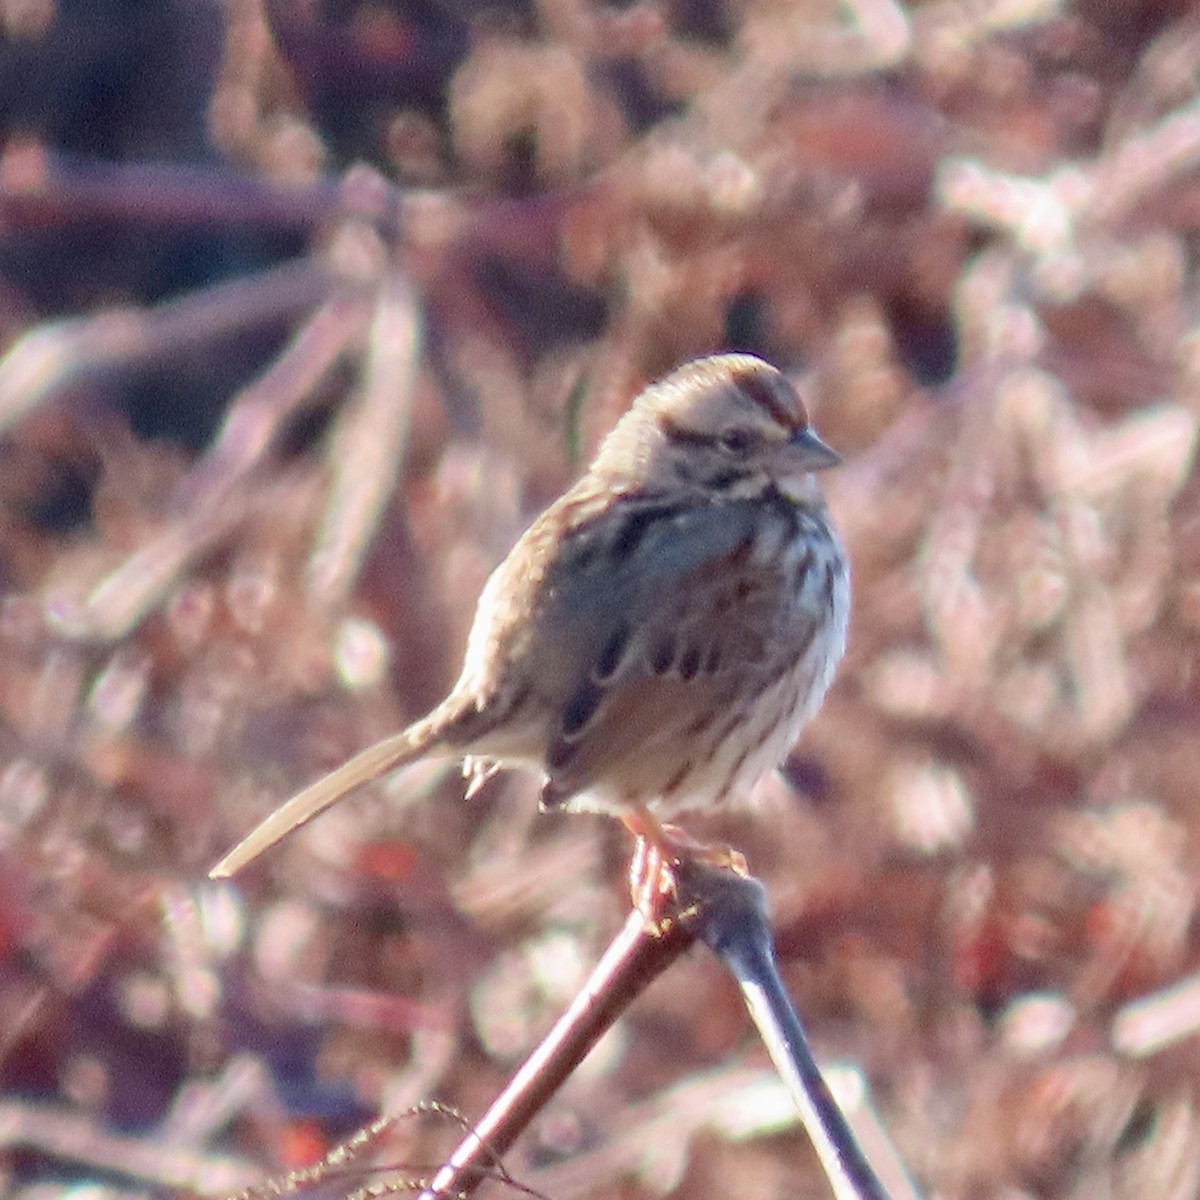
[3,2,1200,1196]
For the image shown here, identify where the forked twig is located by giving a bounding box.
[415,856,903,1200]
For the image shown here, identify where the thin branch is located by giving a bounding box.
[0,257,339,436]
[0,146,401,234]
[416,903,697,1199]
[681,860,902,1200]
[307,274,423,605]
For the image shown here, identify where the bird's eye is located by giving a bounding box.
[719,429,758,455]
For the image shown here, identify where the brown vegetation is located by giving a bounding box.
[2,2,1200,1197]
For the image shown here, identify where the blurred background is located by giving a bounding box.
[3,1,1200,1196]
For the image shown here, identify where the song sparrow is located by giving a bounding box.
[210,354,849,882]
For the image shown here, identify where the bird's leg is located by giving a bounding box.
[622,804,749,930]
[626,805,675,924]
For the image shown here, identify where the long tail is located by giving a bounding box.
[209,716,443,879]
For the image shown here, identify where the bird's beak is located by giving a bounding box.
[788,426,842,471]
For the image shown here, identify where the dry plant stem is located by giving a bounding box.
[416,898,697,1200]
[0,151,396,233]
[681,859,895,1200]
[177,292,375,509]
[308,274,422,604]
[0,1096,257,1193]
[0,257,338,435]
[67,293,372,640]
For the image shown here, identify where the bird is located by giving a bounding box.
[209,353,849,893]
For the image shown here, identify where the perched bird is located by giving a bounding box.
[210,354,849,886]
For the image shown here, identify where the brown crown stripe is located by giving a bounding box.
[732,366,806,431]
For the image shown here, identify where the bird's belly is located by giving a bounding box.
[538,532,849,823]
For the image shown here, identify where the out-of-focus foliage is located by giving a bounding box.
[2,1,1200,1197]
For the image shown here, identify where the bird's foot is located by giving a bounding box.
[623,806,748,932]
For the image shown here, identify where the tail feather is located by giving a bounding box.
[209,717,441,879]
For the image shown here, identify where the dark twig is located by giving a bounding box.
[679,859,899,1200]
[416,856,902,1200]
[0,149,388,233]
[415,902,697,1199]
